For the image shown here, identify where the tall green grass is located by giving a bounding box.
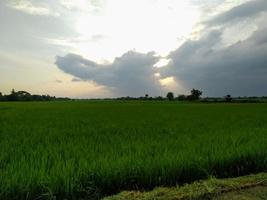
[0,101,267,199]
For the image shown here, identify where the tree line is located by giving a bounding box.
[166,89,202,101]
[0,89,70,101]
[117,89,203,101]
[1,88,266,102]
[118,89,267,103]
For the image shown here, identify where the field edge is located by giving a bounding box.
[103,173,267,200]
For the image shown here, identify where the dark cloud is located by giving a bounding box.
[158,0,267,96]
[206,0,267,26]
[55,0,267,97]
[56,51,162,96]
[161,26,267,96]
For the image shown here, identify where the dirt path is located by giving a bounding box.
[215,186,267,200]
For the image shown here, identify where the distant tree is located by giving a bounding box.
[16,91,31,101]
[0,92,2,101]
[154,96,164,100]
[225,94,232,102]
[191,89,202,99]
[166,92,174,101]
[1,89,63,102]
[187,89,202,101]
[177,94,186,101]
[7,89,18,101]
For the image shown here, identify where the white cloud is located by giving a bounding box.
[8,1,60,16]
[59,0,101,13]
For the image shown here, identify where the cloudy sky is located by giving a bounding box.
[1,0,267,98]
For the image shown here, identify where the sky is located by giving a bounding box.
[0,0,267,98]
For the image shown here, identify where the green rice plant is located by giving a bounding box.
[0,101,267,199]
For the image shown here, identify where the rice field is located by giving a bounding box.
[0,101,267,199]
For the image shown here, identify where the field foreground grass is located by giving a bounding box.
[104,173,267,200]
[0,101,267,199]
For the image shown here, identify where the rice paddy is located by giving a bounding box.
[0,101,267,199]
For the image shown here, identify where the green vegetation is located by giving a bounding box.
[0,101,267,199]
[104,173,267,200]
[0,89,70,101]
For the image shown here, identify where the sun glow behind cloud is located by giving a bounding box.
[73,0,200,61]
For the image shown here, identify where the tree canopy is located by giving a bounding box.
[0,89,70,101]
